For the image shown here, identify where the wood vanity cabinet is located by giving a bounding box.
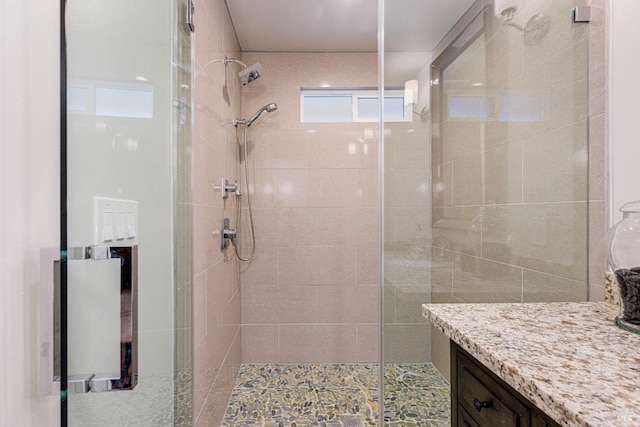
[451,342,561,427]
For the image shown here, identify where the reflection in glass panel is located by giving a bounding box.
[383,0,589,425]
[448,96,493,119]
[95,86,154,118]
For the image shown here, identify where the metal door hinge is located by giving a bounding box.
[573,6,592,23]
[185,0,195,33]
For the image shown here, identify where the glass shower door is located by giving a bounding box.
[61,0,192,425]
[382,0,590,424]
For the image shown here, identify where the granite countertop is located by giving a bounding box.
[422,302,640,427]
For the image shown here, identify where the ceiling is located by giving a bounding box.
[226,0,476,53]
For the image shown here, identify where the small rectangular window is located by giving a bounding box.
[302,95,352,122]
[300,88,411,123]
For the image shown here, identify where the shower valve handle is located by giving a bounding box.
[221,179,240,199]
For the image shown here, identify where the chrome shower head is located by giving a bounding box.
[239,63,262,85]
[224,56,263,85]
[234,103,278,127]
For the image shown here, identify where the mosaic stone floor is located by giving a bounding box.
[222,363,450,427]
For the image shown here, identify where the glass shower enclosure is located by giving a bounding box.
[382,0,590,424]
[60,0,192,425]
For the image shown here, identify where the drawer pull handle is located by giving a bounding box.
[473,397,494,412]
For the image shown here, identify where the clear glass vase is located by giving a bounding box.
[606,201,640,334]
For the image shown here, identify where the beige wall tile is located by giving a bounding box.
[383,323,430,363]
[250,129,313,170]
[193,0,242,417]
[241,325,279,363]
[238,248,278,287]
[441,121,483,163]
[383,284,396,323]
[250,169,279,208]
[482,203,588,281]
[430,326,450,382]
[317,207,378,246]
[394,285,431,324]
[277,246,356,286]
[430,248,453,302]
[452,255,523,303]
[384,251,431,286]
[317,285,380,324]
[242,286,317,324]
[393,207,431,246]
[483,141,523,204]
[452,153,483,205]
[589,114,606,201]
[193,204,219,274]
[309,127,379,170]
[589,27,607,117]
[357,244,381,285]
[223,290,241,352]
[253,207,317,247]
[391,128,430,169]
[238,52,380,364]
[385,168,430,208]
[357,324,380,363]
[522,122,588,203]
[278,325,359,363]
[275,169,314,208]
[194,272,207,348]
[523,270,587,302]
[589,200,606,294]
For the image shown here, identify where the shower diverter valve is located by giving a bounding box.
[219,217,237,251]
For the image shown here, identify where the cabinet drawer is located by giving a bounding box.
[458,406,482,427]
[457,352,530,427]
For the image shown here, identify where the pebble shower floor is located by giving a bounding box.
[222,363,450,427]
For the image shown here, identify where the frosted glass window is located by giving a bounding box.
[96,86,153,119]
[359,97,405,120]
[303,95,352,122]
[384,97,405,120]
[358,97,378,119]
[499,95,543,122]
[448,96,492,119]
[301,89,409,122]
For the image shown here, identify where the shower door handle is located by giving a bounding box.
[40,245,138,395]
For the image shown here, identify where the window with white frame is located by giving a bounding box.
[300,88,412,123]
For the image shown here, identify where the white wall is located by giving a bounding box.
[610,0,640,224]
[0,0,60,425]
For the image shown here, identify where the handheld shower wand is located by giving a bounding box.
[234,103,278,127]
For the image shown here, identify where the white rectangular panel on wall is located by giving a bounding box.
[67,258,121,376]
[94,197,139,246]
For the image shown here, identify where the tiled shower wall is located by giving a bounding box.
[383,53,434,363]
[192,0,243,424]
[239,52,381,364]
[429,0,608,379]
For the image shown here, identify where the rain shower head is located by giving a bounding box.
[234,103,278,127]
[224,55,263,85]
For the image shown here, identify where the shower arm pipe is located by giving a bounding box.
[223,56,248,69]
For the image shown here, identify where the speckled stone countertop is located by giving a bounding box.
[422,302,640,427]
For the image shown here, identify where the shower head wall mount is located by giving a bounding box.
[224,55,262,85]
